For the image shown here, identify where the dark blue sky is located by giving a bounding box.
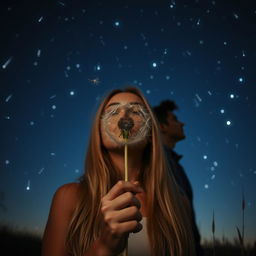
[1,0,255,243]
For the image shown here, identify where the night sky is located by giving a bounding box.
[1,0,256,244]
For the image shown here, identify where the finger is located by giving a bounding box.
[104,180,143,201]
[107,192,141,211]
[110,220,142,237]
[115,206,143,223]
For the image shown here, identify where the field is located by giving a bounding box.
[1,225,255,255]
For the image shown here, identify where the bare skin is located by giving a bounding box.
[42,92,149,256]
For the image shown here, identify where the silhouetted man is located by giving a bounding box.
[153,100,204,256]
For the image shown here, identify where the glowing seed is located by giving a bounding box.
[211,174,215,180]
[220,109,225,114]
[49,95,56,99]
[207,91,212,96]
[230,94,234,99]
[33,61,38,66]
[76,64,80,68]
[75,169,79,173]
[196,18,200,25]
[152,62,157,68]
[199,40,204,44]
[146,90,151,94]
[52,105,56,110]
[38,16,43,22]
[66,66,71,70]
[164,48,168,54]
[242,50,246,57]
[211,167,215,171]
[226,120,231,126]
[204,184,209,189]
[124,45,128,50]
[224,41,227,45]
[150,75,154,79]
[37,49,41,57]
[38,167,44,175]
[96,65,101,70]
[194,99,199,108]
[88,78,100,85]
[50,152,56,156]
[233,13,239,19]
[238,77,244,83]
[26,180,30,190]
[30,121,35,126]
[5,94,12,102]
[114,21,120,26]
[203,155,207,159]
[2,57,13,69]
[58,1,66,6]
[166,75,170,80]
[5,116,10,119]
[70,91,75,96]
[5,160,10,165]
[213,161,218,167]
[195,93,202,102]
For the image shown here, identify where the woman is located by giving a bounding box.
[42,87,196,256]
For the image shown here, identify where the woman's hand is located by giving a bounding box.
[99,180,144,255]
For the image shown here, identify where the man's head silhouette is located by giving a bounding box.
[153,100,185,148]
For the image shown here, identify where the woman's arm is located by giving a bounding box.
[42,183,80,256]
[42,181,143,256]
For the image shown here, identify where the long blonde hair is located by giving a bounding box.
[66,87,196,256]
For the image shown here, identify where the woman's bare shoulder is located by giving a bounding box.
[53,182,82,211]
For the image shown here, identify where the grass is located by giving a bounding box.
[0,225,42,256]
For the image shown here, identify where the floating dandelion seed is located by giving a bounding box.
[38,16,43,22]
[5,94,12,102]
[37,49,41,57]
[38,167,44,175]
[152,62,157,68]
[220,109,225,114]
[203,155,207,160]
[49,95,56,99]
[2,57,13,69]
[26,180,31,190]
[101,103,151,147]
[5,160,10,165]
[70,91,75,96]
[195,93,202,102]
[89,78,100,85]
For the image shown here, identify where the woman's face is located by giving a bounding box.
[100,92,151,149]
